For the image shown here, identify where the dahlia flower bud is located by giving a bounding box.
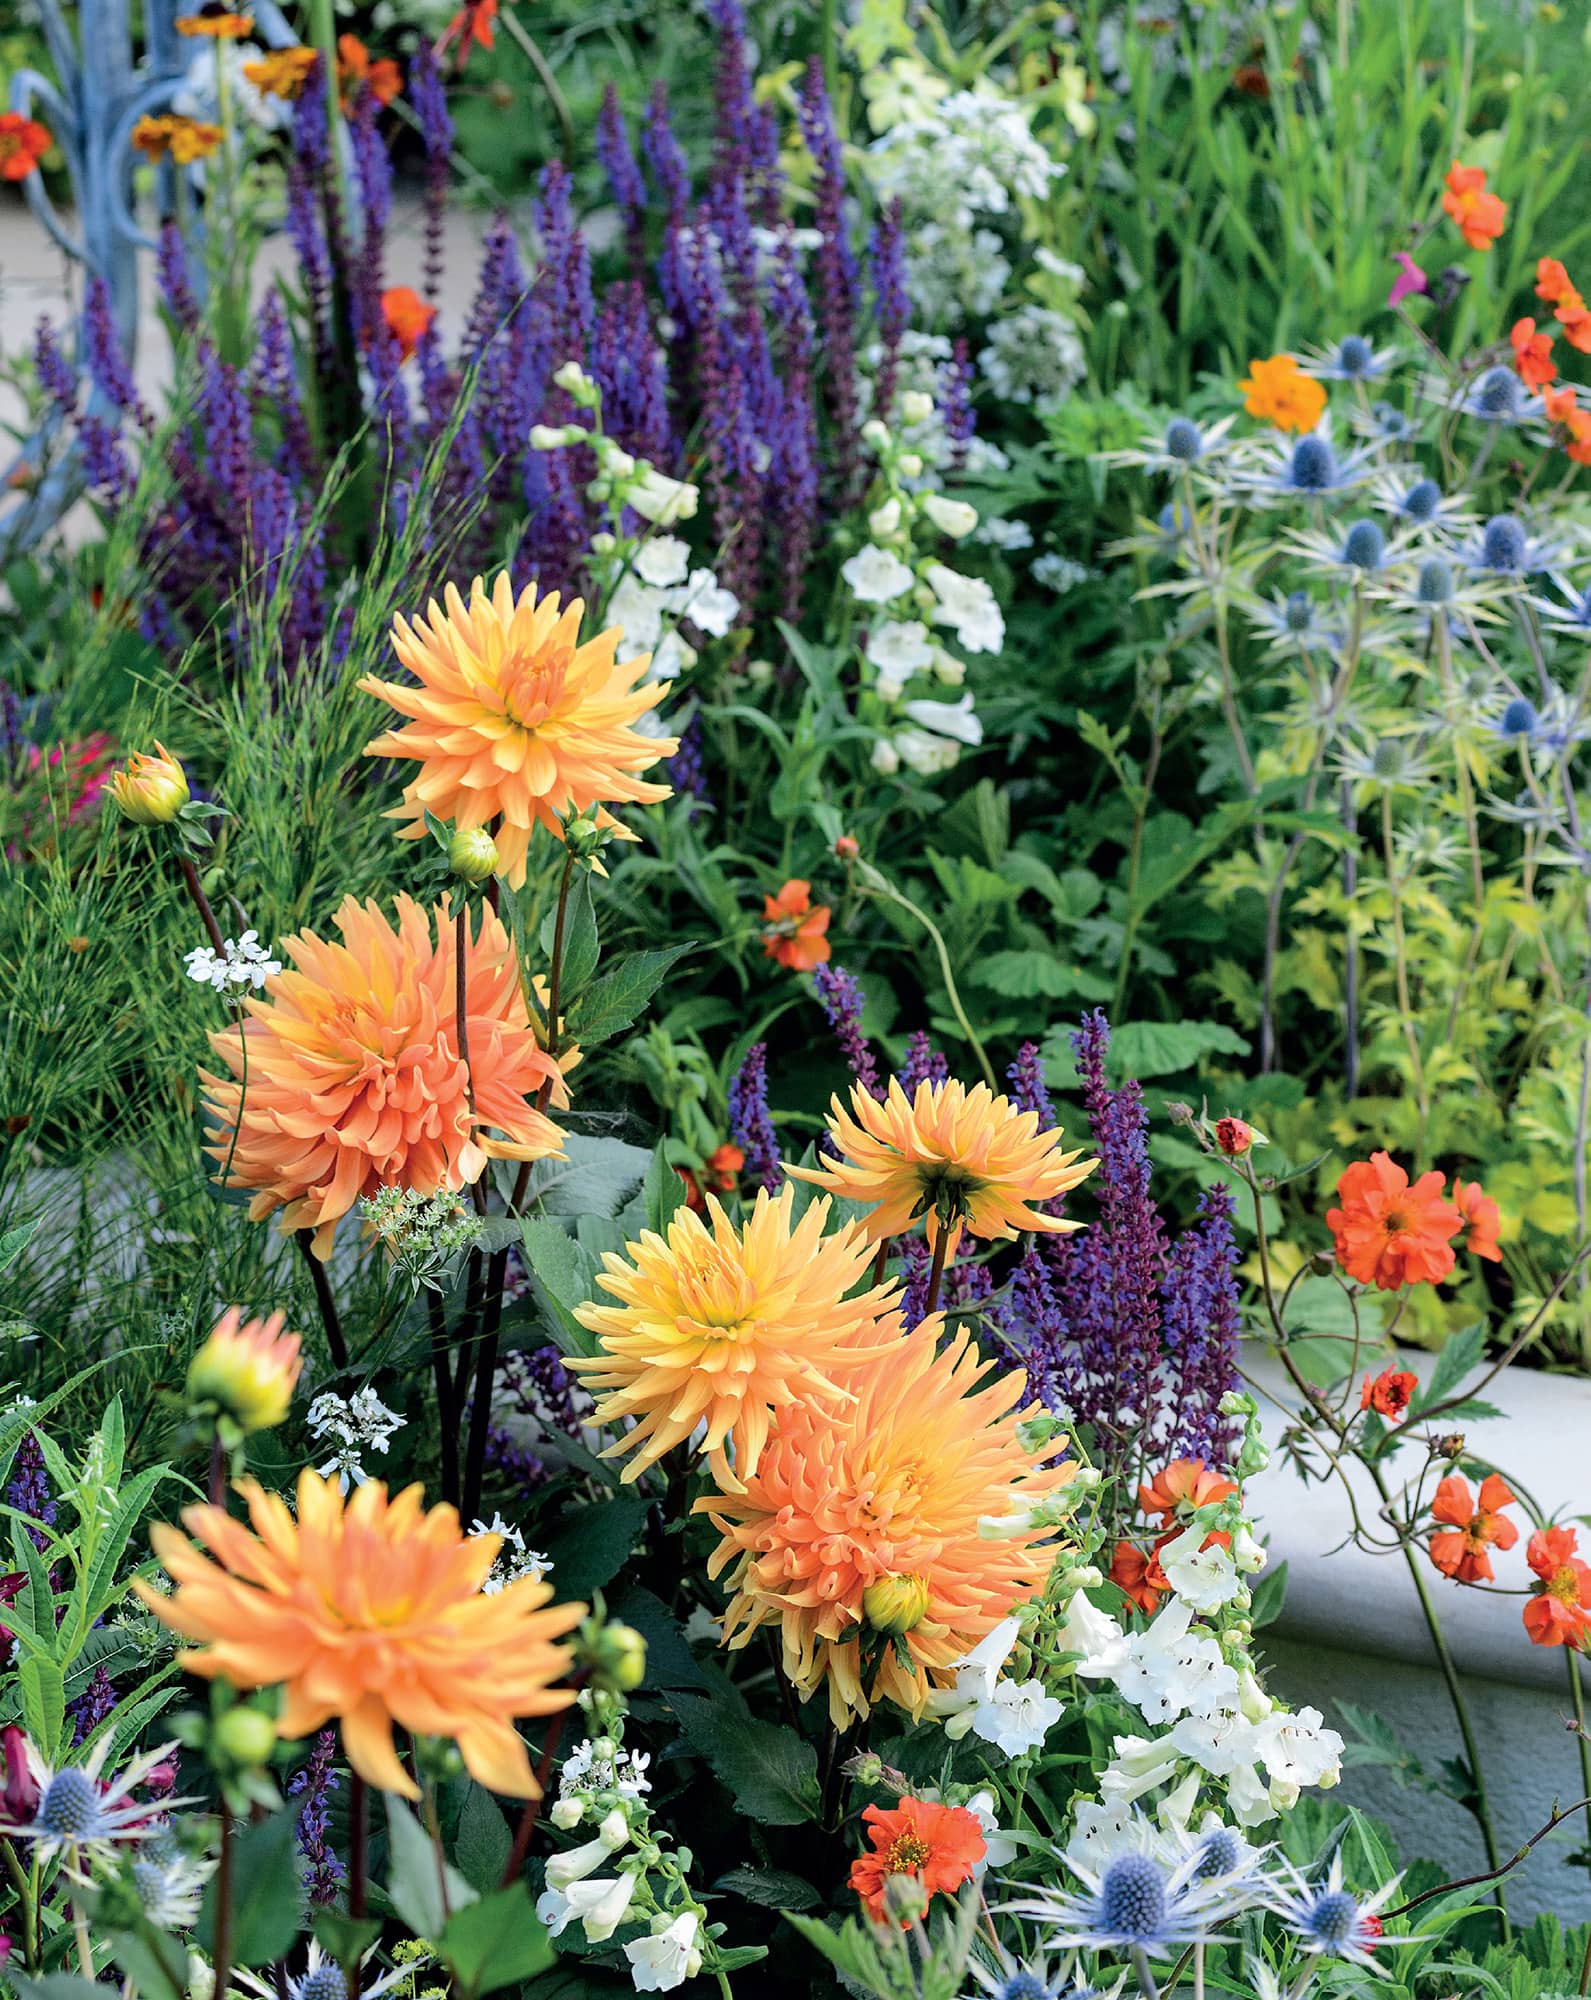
[186,1307,302,1438]
[579,1617,647,1693]
[109,742,189,825]
[448,825,499,884]
[862,1573,930,1638]
[213,1704,278,1770]
[835,834,860,861]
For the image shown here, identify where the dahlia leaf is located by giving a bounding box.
[565,943,695,1045]
[197,1803,301,1963]
[665,1698,821,1825]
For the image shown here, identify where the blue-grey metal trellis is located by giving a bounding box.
[1,0,296,557]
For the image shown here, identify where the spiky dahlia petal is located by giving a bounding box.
[695,1318,1074,1726]
[361,574,677,886]
[570,1187,902,1490]
[199,894,569,1258]
[789,1075,1098,1248]
[136,1471,585,1800]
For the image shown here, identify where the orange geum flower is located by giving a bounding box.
[1452,1177,1502,1262]
[1524,1526,1591,1648]
[1510,317,1556,391]
[1441,162,1506,251]
[1238,354,1327,434]
[1360,1367,1418,1421]
[0,112,52,181]
[1537,257,1574,304]
[569,1185,900,1491]
[199,893,570,1259]
[849,1797,986,1926]
[361,575,676,890]
[380,285,436,361]
[761,878,831,972]
[1545,386,1591,466]
[1110,1539,1167,1615]
[1430,1473,1518,1584]
[790,1075,1096,1253]
[1555,291,1591,356]
[1139,1457,1238,1524]
[437,0,498,67]
[697,1318,1075,1725]
[338,33,402,106]
[242,46,318,100]
[186,1307,302,1437]
[1326,1151,1461,1291]
[175,7,254,34]
[136,1471,585,1796]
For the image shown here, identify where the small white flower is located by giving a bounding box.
[669,569,739,638]
[922,494,978,538]
[876,674,906,704]
[971,1678,1063,1757]
[625,1912,702,1993]
[923,562,1004,653]
[633,536,691,588]
[1098,1732,1185,1809]
[975,516,1034,552]
[549,1797,584,1830]
[925,1618,1020,1736]
[1033,552,1090,595]
[870,736,901,776]
[842,544,917,604]
[895,726,961,775]
[868,497,903,537]
[471,1516,551,1595]
[930,646,966,686]
[1253,1707,1343,1789]
[1059,1590,1128,1679]
[1159,1523,1243,1613]
[626,465,698,525]
[607,575,669,652]
[565,1871,636,1941]
[962,1787,1018,1871]
[183,932,282,995]
[867,619,935,679]
[1065,1800,1176,1874]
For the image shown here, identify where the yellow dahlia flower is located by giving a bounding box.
[200,893,570,1258]
[569,1186,900,1491]
[360,574,678,888]
[789,1075,1097,1251]
[108,741,189,825]
[698,1319,1074,1725]
[185,1306,302,1436]
[137,1472,584,1798]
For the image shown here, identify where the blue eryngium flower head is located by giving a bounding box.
[1501,696,1540,737]
[1342,519,1385,569]
[1307,1888,1364,1949]
[1164,417,1202,462]
[1289,434,1336,491]
[1480,514,1528,572]
[1100,1854,1167,1940]
[1335,334,1374,376]
[1284,590,1313,632]
[1157,502,1191,541]
[36,1769,100,1841]
[1469,365,1524,421]
[1417,557,1454,604]
[1271,1852,1401,1970]
[1402,477,1441,522]
[998,1977,1053,2000]
[297,1972,348,2000]
[1194,1826,1243,1879]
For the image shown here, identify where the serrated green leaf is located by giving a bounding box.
[542,1492,648,1596]
[451,1779,513,1896]
[714,1866,823,1911]
[565,944,695,1046]
[665,1698,820,1825]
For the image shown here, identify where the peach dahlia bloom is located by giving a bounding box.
[200,893,569,1258]
[137,1471,584,1797]
[697,1319,1074,1725]
[790,1075,1097,1251]
[361,574,677,888]
[570,1186,899,1490]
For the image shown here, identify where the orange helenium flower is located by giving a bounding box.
[438,0,497,66]
[132,114,223,164]
[339,34,402,105]
[1238,354,1327,434]
[761,878,831,971]
[1524,1526,1591,1648]
[1544,386,1591,466]
[1510,317,1556,390]
[136,1471,584,1797]
[1557,293,1591,356]
[242,46,318,99]
[1452,1177,1502,1261]
[361,575,677,889]
[1429,1474,1517,1584]
[849,1798,986,1925]
[380,286,435,360]
[1442,162,1506,251]
[0,113,52,181]
[569,1186,902,1491]
[1139,1457,1237,1524]
[1360,1368,1418,1421]
[697,1318,1074,1724]
[1326,1151,1461,1290]
[199,893,569,1259]
[175,8,254,34]
[790,1075,1097,1253]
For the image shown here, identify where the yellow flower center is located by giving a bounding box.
[885,1834,932,1873]
[1547,1566,1581,1605]
[672,1241,760,1339]
[501,648,567,731]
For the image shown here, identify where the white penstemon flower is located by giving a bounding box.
[626,1911,703,1993]
[843,543,917,604]
[1158,1520,1245,1613]
[924,1617,1063,1757]
[184,930,282,995]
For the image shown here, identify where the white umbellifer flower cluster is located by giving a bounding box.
[359,1186,482,1294]
[540,1702,706,1993]
[925,1616,1065,1757]
[867,85,1060,226]
[183,931,281,995]
[979,303,1089,413]
[306,1388,405,1491]
[1033,552,1093,595]
[471,1515,552,1595]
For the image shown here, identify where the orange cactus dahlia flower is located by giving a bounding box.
[200,893,569,1258]
[697,1319,1074,1725]
[136,1471,584,1797]
[790,1075,1096,1252]
[569,1186,900,1490]
[361,575,677,888]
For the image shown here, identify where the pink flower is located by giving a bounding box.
[1389,253,1429,307]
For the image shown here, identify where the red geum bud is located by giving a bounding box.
[1215,1116,1255,1156]
[835,834,860,861]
